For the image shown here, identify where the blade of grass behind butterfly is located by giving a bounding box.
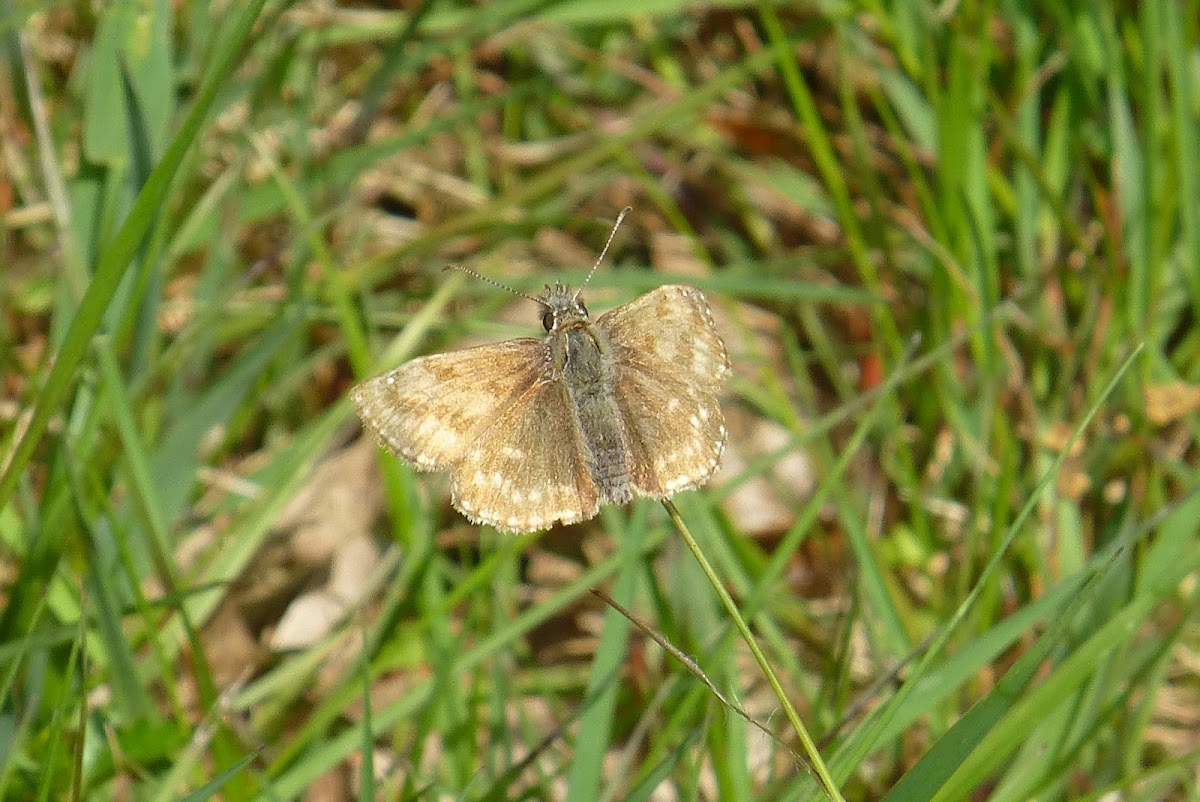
[611,335,920,795]
[93,340,191,714]
[236,279,468,770]
[31,596,84,802]
[881,522,1137,801]
[0,1,271,680]
[96,324,288,792]
[563,502,652,802]
[663,498,845,801]
[15,28,178,735]
[354,45,780,282]
[0,588,55,795]
[1162,0,1200,313]
[259,520,672,796]
[101,315,318,790]
[759,6,902,360]
[246,133,370,375]
[138,397,346,677]
[170,0,550,255]
[177,259,458,738]
[926,497,1200,802]
[975,426,1200,800]
[592,584,809,789]
[621,727,704,802]
[808,345,1144,792]
[659,496,760,796]
[0,0,270,511]
[408,543,477,789]
[174,81,545,255]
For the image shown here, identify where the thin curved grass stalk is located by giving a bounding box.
[661,497,846,802]
[591,586,811,771]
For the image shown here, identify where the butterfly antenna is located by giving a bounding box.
[444,264,547,306]
[573,206,632,302]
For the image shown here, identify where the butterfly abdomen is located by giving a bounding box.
[577,395,633,504]
[563,325,634,504]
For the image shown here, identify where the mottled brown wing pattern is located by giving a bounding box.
[349,339,546,471]
[450,380,600,532]
[597,285,730,496]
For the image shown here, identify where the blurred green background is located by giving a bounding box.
[1,1,1198,799]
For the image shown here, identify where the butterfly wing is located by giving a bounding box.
[350,338,548,471]
[595,284,730,497]
[450,379,600,532]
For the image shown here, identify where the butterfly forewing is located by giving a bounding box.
[350,338,546,471]
[597,285,730,496]
[451,380,600,532]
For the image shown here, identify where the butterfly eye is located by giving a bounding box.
[542,310,555,331]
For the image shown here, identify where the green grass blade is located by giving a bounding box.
[0,0,270,511]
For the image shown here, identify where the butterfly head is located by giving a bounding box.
[539,281,589,332]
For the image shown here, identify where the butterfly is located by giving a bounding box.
[351,211,729,532]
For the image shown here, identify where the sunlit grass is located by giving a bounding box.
[1,2,1197,800]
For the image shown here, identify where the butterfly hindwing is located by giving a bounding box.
[450,379,600,532]
[596,285,730,496]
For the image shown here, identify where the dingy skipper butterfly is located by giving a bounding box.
[351,210,730,532]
